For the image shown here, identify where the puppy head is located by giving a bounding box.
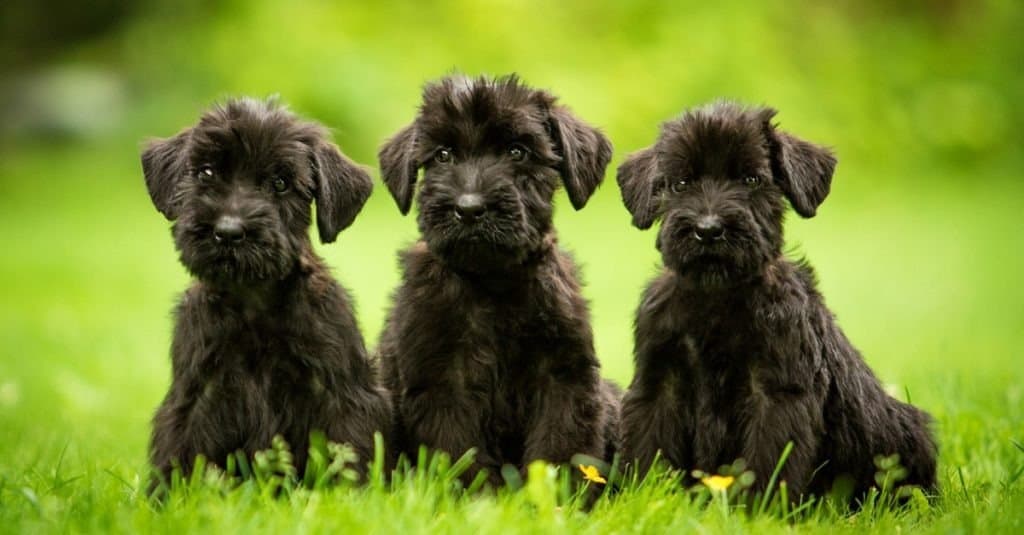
[378,74,612,273]
[141,98,372,284]
[617,102,836,286]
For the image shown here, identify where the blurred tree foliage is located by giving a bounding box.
[0,0,142,69]
[1,0,1020,177]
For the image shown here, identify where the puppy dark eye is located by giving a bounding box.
[272,177,290,193]
[670,178,688,194]
[508,144,528,162]
[434,147,453,164]
[196,165,214,182]
[745,175,760,186]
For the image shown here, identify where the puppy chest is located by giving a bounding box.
[194,333,329,412]
[190,372,270,442]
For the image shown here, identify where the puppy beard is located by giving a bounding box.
[418,201,540,275]
[173,220,297,286]
[657,216,769,289]
[431,238,528,274]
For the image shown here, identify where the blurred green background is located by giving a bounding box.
[0,0,1021,490]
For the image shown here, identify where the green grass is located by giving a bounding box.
[0,137,1022,533]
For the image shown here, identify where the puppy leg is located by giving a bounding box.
[523,374,607,466]
[621,386,691,476]
[892,402,938,490]
[824,367,938,496]
[621,314,695,476]
[148,392,206,493]
[740,390,824,497]
[149,305,239,492]
[320,386,396,479]
[523,375,610,506]
[403,388,503,487]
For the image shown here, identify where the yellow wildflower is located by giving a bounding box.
[578,464,607,484]
[701,475,735,492]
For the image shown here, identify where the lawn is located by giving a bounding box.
[1,1,1022,532]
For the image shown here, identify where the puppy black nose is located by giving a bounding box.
[694,215,725,241]
[213,216,246,243]
[454,194,486,223]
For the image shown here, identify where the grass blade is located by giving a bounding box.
[756,441,794,516]
[780,481,790,518]
[448,448,477,481]
[189,455,207,488]
[103,468,135,493]
[957,466,970,502]
[784,496,817,521]
[371,431,386,490]
[1004,465,1024,488]
[501,464,523,491]
[465,468,490,494]
[235,451,252,480]
[52,440,71,488]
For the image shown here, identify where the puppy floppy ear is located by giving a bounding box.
[311,141,373,243]
[141,129,191,220]
[378,123,419,215]
[547,106,613,210]
[764,111,837,218]
[616,147,662,230]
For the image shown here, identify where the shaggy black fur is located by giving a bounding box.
[142,98,393,488]
[376,75,620,486]
[616,102,937,499]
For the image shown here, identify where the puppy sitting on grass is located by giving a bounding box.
[616,102,937,500]
[141,98,392,490]
[376,75,621,487]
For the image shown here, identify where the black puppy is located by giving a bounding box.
[376,75,620,486]
[616,102,937,499]
[142,98,392,487]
